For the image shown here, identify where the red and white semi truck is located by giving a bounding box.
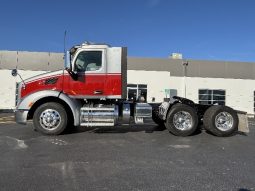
[12,42,248,136]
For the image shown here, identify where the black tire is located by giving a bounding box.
[203,105,238,137]
[165,103,198,136]
[152,107,166,130]
[33,102,68,135]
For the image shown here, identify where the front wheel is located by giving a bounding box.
[33,102,68,135]
[203,105,238,137]
[165,103,198,136]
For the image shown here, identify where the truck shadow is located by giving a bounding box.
[65,124,203,136]
[66,125,163,134]
[65,120,250,136]
[200,125,248,137]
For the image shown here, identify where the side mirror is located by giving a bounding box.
[11,69,26,89]
[64,51,71,69]
[11,69,17,77]
[65,51,79,81]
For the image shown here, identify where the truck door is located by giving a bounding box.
[63,49,106,98]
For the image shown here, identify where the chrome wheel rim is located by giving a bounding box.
[173,111,193,131]
[215,112,233,131]
[39,109,61,131]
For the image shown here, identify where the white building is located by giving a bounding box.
[0,51,255,115]
[127,57,255,115]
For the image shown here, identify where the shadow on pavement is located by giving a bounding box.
[65,125,163,135]
[65,124,203,136]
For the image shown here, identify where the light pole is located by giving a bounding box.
[183,60,188,98]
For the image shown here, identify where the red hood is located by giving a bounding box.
[21,70,65,98]
[24,70,64,84]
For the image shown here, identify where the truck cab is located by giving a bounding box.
[63,43,127,99]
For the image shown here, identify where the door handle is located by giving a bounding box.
[94,90,103,95]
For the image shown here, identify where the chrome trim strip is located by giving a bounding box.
[69,95,122,99]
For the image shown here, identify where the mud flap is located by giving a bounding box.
[237,111,249,133]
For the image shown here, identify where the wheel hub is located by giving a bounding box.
[173,111,193,131]
[46,117,53,123]
[215,112,233,131]
[40,109,61,131]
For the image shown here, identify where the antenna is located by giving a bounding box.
[64,30,67,55]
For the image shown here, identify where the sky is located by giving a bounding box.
[0,0,255,62]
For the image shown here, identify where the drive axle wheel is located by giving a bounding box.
[33,102,68,135]
[203,105,238,137]
[165,103,198,136]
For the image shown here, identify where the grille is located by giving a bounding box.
[15,82,19,106]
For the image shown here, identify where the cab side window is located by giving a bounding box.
[74,51,102,72]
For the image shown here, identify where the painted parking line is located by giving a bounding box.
[0,116,14,119]
[0,119,14,121]
[0,120,33,124]
[0,116,14,122]
[0,121,16,124]
[248,123,255,127]
[0,115,15,124]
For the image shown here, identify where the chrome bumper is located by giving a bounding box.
[14,110,29,125]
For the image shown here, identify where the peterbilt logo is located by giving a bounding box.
[44,77,58,85]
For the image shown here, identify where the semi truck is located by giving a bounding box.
[12,42,249,136]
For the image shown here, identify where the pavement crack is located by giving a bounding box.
[48,138,68,146]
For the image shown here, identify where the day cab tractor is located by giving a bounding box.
[12,42,249,136]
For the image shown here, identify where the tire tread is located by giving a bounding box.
[33,102,68,135]
[203,105,238,137]
[165,103,198,136]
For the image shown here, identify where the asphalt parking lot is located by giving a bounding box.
[0,113,254,191]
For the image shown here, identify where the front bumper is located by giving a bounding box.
[14,110,29,125]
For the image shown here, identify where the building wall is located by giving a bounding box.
[127,70,172,103]
[171,77,255,114]
[0,51,63,70]
[0,70,47,109]
[127,71,255,114]
[128,57,255,80]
